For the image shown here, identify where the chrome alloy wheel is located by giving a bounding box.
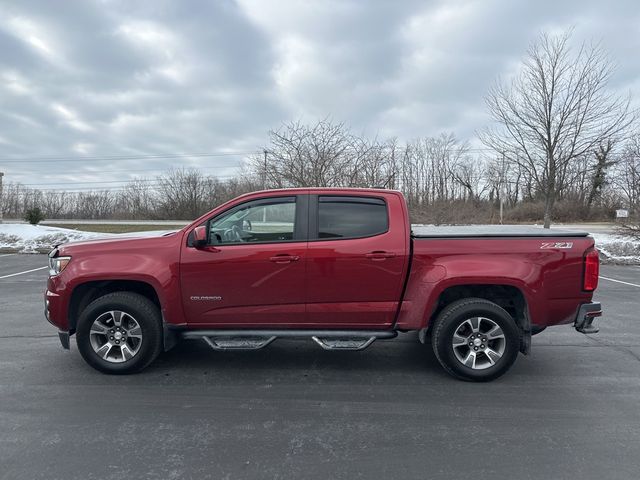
[451,316,506,370]
[89,310,143,363]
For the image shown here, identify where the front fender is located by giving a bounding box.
[50,235,185,330]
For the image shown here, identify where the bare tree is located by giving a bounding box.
[156,168,221,219]
[481,31,634,227]
[616,134,640,216]
[617,137,640,237]
[449,155,487,204]
[397,134,468,208]
[75,191,115,219]
[254,119,378,188]
[115,179,156,220]
[0,182,24,219]
[41,191,69,218]
[585,140,617,213]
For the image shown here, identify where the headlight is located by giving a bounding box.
[48,256,71,276]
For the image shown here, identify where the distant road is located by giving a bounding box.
[543,223,617,234]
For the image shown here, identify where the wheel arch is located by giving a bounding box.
[420,283,531,353]
[68,279,161,334]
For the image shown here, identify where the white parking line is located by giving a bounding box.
[0,254,16,258]
[599,276,640,289]
[0,266,47,279]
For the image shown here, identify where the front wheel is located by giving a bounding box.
[76,292,163,374]
[431,298,520,382]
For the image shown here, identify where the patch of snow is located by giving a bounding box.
[0,223,114,253]
[0,223,178,254]
[591,232,640,265]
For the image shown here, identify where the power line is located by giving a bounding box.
[0,148,501,166]
[19,173,242,186]
[19,174,259,192]
[0,151,261,164]
[6,163,246,178]
[32,184,176,192]
[14,175,260,193]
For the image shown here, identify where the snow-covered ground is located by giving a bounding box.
[0,224,175,253]
[590,232,640,265]
[1,223,638,263]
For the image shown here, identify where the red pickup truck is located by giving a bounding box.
[45,188,602,381]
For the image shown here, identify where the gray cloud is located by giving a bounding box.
[0,0,638,189]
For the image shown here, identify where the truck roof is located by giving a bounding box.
[245,187,401,195]
[411,225,589,238]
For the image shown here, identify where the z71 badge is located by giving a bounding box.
[540,242,573,249]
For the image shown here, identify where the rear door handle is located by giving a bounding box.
[365,251,396,260]
[269,254,300,264]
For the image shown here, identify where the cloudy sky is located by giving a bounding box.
[1,0,639,190]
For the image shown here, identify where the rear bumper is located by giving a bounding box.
[574,302,602,334]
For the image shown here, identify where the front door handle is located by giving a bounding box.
[365,251,396,260]
[269,254,300,264]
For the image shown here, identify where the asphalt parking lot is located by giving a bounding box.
[1,254,639,480]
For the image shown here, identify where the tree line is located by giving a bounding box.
[1,31,639,224]
[2,127,639,223]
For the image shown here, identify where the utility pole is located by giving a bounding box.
[262,149,268,190]
[499,152,506,225]
[0,172,4,224]
[262,150,268,223]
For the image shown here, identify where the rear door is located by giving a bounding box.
[305,194,409,328]
[180,194,309,327]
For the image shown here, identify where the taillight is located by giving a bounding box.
[583,248,599,291]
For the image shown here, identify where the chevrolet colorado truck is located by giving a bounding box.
[45,188,602,381]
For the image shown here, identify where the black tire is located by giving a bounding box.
[76,292,163,374]
[431,297,520,382]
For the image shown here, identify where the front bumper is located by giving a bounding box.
[44,289,65,328]
[58,331,70,350]
[45,288,72,349]
[574,302,602,334]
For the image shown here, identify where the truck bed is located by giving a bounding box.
[411,225,589,238]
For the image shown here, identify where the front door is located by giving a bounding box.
[180,195,308,327]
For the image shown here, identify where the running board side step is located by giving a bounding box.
[181,329,397,352]
[312,336,376,351]
[203,336,277,351]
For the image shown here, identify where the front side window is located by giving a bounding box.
[317,196,388,239]
[209,197,296,244]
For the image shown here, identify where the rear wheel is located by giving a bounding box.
[431,298,520,382]
[76,292,162,374]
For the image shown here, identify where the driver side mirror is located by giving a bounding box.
[193,225,207,248]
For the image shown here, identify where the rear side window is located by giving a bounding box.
[317,196,388,239]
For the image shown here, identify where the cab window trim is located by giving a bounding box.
[194,195,308,246]
[309,194,390,242]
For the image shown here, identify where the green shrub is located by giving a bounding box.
[24,207,45,225]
